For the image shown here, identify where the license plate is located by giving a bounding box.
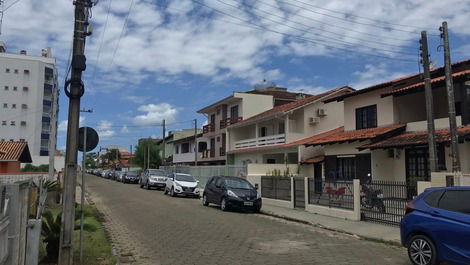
[244,201,253,206]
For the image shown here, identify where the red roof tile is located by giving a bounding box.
[230,86,354,128]
[305,124,406,146]
[300,155,325,164]
[359,126,470,150]
[382,69,470,97]
[0,141,32,162]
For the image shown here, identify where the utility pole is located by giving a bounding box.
[59,0,95,264]
[78,108,92,265]
[194,119,198,166]
[147,138,150,169]
[440,21,461,173]
[162,120,166,166]
[48,72,58,181]
[420,31,438,173]
[143,142,146,170]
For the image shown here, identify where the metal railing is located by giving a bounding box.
[234,134,286,149]
[261,176,291,201]
[220,117,242,129]
[203,124,215,134]
[360,180,412,226]
[308,179,354,210]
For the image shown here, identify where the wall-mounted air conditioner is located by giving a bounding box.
[317,108,327,117]
[309,117,320,124]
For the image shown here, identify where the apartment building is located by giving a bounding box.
[0,43,60,168]
[303,59,470,187]
[197,86,308,165]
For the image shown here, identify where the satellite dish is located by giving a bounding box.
[78,127,99,152]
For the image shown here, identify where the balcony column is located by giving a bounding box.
[255,123,259,142]
[285,115,289,134]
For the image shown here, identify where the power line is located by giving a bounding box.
[89,0,113,83]
[191,0,416,62]
[219,0,416,55]
[109,0,135,66]
[276,0,440,35]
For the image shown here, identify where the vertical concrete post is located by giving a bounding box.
[353,179,361,221]
[304,177,309,206]
[25,219,42,265]
[290,177,295,208]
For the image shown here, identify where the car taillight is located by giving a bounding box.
[405,202,415,215]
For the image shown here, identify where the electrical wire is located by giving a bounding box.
[218,0,416,55]
[191,0,416,62]
[109,0,135,66]
[89,0,113,84]
[277,0,440,35]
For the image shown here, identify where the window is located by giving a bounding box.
[356,105,377,130]
[266,159,276,164]
[181,143,190,153]
[41,139,49,150]
[438,191,470,214]
[337,157,356,180]
[11,104,16,109]
[24,69,30,74]
[19,138,25,142]
[4,86,8,91]
[175,145,179,154]
[10,121,15,126]
[20,121,26,126]
[14,69,18,74]
[23,86,28,91]
[5,68,10,73]
[230,105,239,119]
[260,127,267,137]
[3,103,6,108]
[217,136,220,142]
[22,104,27,109]
[1,121,6,126]
[13,86,17,91]
[214,177,225,187]
[424,190,444,208]
[278,122,285,134]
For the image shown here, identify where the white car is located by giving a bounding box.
[164,173,200,198]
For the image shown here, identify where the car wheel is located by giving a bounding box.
[146,181,151,190]
[164,188,168,195]
[170,187,175,197]
[220,197,228,211]
[202,194,209,206]
[407,235,438,265]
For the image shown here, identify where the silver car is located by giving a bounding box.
[139,169,167,190]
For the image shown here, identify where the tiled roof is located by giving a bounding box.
[300,155,325,164]
[325,59,470,103]
[227,127,343,154]
[0,141,32,162]
[229,86,354,128]
[359,126,470,150]
[381,69,470,97]
[305,124,406,146]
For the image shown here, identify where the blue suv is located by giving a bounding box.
[400,187,470,265]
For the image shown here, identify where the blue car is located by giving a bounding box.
[400,187,470,265]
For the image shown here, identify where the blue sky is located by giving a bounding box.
[1,0,470,153]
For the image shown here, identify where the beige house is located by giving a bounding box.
[197,86,309,165]
[226,86,355,177]
[304,59,470,190]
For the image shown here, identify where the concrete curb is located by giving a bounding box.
[260,210,402,247]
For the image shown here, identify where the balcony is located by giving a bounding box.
[234,134,286,149]
[203,124,215,134]
[220,117,242,129]
[201,149,214,159]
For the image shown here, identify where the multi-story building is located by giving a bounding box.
[155,129,197,164]
[0,43,61,169]
[197,86,309,165]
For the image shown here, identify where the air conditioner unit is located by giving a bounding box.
[317,108,327,116]
[309,117,320,124]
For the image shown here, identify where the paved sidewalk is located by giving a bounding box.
[261,204,401,245]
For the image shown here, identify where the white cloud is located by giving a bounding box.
[58,117,85,132]
[133,103,179,126]
[123,95,147,104]
[120,125,129,133]
[351,63,406,89]
[97,120,116,140]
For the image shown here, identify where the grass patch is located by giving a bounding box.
[39,204,116,265]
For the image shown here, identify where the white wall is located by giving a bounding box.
[370,149,406,181]
[235,93,274,119]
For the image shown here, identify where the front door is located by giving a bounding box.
[230,105,239,120]
[314,163,322,193]
[406,147,428,199]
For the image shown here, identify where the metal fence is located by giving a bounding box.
[162,165,247,188]
[360,180,411,226]
[308,178,354,210]
[261,176,291,201]
[0,185,8,265]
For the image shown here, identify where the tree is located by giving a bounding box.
[101,149,121,168]
[22,164,49,172]
[132,139,162,169]
[84,152,97,168]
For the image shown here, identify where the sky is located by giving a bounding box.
[1,0,470,153]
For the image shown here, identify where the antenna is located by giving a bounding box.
[0,0,20,36]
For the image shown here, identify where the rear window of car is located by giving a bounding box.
[438,190,470,215]
[423,190,444,208]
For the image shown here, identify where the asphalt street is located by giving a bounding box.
[85,174,409,265]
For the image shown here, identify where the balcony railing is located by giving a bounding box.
[201,149,214,159]
[220,117,243,129]
[234,134,286,149]
[203,124,215,134]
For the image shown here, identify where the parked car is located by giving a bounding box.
[101,170,108,178]
[107,170,116,180]
[139,169,167,190]
[164,173,200,198]
[400,187,470,265]
[202,176,261,212]
[123,171,140,184]
[115,171,125,182]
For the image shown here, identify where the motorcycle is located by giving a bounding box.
[361,183,386,213]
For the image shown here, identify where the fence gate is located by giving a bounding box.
[294,178,305,208]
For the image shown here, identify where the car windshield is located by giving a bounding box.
[148,169,165,175]
[175,174,196,182]
[225,178,253,190]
